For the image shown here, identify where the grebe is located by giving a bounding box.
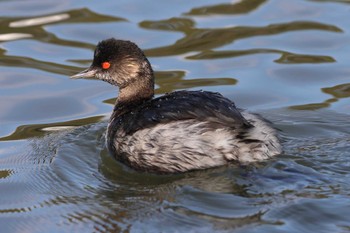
[71,38,281,173]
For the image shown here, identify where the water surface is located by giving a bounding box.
[1,0,350,232]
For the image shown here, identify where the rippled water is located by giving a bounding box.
[1,0,350,232]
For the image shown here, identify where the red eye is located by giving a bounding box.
[102,62,111,69]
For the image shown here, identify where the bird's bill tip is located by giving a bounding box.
[70,68,97,79]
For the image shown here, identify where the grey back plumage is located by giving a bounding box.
[107,91,281,173]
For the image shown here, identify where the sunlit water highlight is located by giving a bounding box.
[1,0,350,232]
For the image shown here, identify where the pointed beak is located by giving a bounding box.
[71,67,97,79]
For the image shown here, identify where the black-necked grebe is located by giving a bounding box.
[71,38,282,173]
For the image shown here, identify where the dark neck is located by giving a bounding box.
[117,79,153,103]
[114,76,154,115]
[108,78,154,150]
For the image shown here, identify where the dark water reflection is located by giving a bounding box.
[184,0,267,15]
[142,20,341,57]
[1,0,350,232]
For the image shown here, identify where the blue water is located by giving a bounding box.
[1,0,350,232]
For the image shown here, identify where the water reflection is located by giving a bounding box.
[0,33,32,41]
[0,48,78,75]
[10,13,70,28]
[290,83,350,110]
[0,170,12,179]
[155,70,237,93]
[1,0,350,232]
[187,48,335,64]
[309,0,350,4]
[142,20,342,57]
[323,83,350,98]
[0,8,126,74]
[0,116,104,141]
[185,0,267,15]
